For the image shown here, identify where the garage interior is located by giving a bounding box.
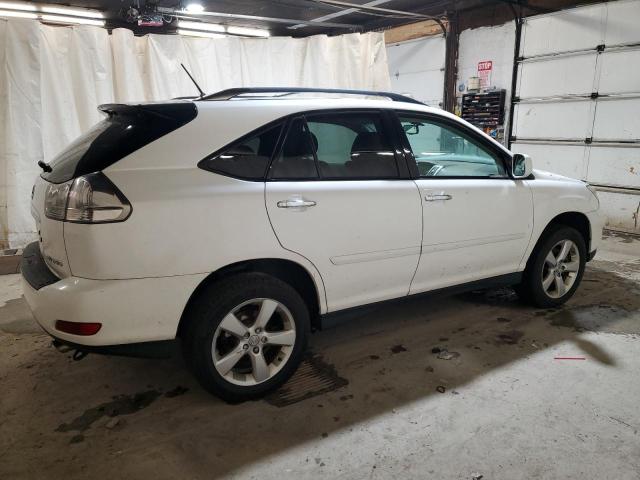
[1,0,640,479]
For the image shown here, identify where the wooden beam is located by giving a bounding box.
[443,13,458,113]
[384,19,448,44]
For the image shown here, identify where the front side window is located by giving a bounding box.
[398,114,506,178]
[270,111,398,180]
[200,123,283,180]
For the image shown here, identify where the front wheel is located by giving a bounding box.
[517,226,586,308]
[182,273,310,402]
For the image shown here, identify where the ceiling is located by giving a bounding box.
[28,0,459,37]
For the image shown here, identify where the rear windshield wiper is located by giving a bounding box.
[38,160,52,173]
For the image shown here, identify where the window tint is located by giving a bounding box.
[399,115,506,178]
[270,118,319,179]
[307,113,398,179]
[270,112,398,181]
[44,103,197,184]
[200,123,283,180]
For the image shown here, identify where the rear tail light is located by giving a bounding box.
[44,173,131,223]
[55,320,102,336]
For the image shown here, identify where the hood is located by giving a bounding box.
[532,169,584,184]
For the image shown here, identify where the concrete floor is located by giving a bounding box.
[1,232,640,480]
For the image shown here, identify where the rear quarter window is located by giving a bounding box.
[199,123,284,181]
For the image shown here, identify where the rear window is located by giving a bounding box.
[42,103,197,184]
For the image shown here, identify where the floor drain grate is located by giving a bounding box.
[265,353,348,407]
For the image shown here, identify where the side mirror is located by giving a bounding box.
[512,153,532,179]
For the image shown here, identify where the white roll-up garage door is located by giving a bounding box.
[511,0,640,233]
[386,35,445,108]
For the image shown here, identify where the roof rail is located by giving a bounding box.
[199,87,424,105]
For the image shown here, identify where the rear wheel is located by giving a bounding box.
[517,226,586,308]
[182,273,310,402]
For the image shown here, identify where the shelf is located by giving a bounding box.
[461,89,506,129]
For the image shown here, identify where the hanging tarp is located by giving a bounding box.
[0,19,391,247]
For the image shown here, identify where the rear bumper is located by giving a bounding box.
[20,242,207,347]
[51,337,177,359]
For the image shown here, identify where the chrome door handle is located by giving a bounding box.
[424,193,452,202]
[277,199,317,208]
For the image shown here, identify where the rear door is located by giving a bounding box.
[395,112,533,294]
[265,110,422,312]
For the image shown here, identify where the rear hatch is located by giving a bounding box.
[32,101,197,278]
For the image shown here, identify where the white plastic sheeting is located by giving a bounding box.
[0,19,391,247]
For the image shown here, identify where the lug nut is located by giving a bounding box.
[261,336,268,343]
[255,327,262,334]
[244,332,250,339]
[242,344,249,350]
[253,347,260,354]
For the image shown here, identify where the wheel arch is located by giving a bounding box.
[177,258,324,337]
[527,211,591,269]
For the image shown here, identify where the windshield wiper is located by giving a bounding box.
[38,160,52,173]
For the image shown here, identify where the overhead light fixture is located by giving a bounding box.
[40,14,105,26]
[178,29,224,39]
[0,8,37,18]
[0,2,36,11]
[185,3,205,13]
[41,6,104,19]
[226,26,269,37]
[178,20,225,33]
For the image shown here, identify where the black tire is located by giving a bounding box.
[517,225,587,308]
[182,272,310,402]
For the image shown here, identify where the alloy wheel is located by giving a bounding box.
[211,298,296,386]
[541,239,581,299]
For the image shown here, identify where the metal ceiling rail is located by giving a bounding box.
[296,0,447,35]
[186,10,360,30]
[288,0,394,30]
[200,87,425,105]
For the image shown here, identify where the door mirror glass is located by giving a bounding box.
[512,153,532,179]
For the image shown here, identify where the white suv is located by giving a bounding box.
[22,88,604,401]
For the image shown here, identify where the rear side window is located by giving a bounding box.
[308,113,397,179]
[270,111,398,180]
[200,123,284,180]
[43,103,197,184]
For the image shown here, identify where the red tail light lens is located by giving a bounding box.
[55,320,102,336]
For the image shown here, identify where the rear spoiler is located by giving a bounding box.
[98,102,197,123]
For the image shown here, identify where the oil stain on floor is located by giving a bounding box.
[55,390,161,433]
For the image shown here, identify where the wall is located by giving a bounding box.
[456,21,516,145]
[386,35,446,108]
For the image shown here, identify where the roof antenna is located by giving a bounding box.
[180,63,205,98]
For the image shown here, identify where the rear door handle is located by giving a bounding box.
[424,193,452,202]
[277,199,317,209]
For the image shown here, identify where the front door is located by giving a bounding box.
[395,112,533,294]
[265,110,422,312]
